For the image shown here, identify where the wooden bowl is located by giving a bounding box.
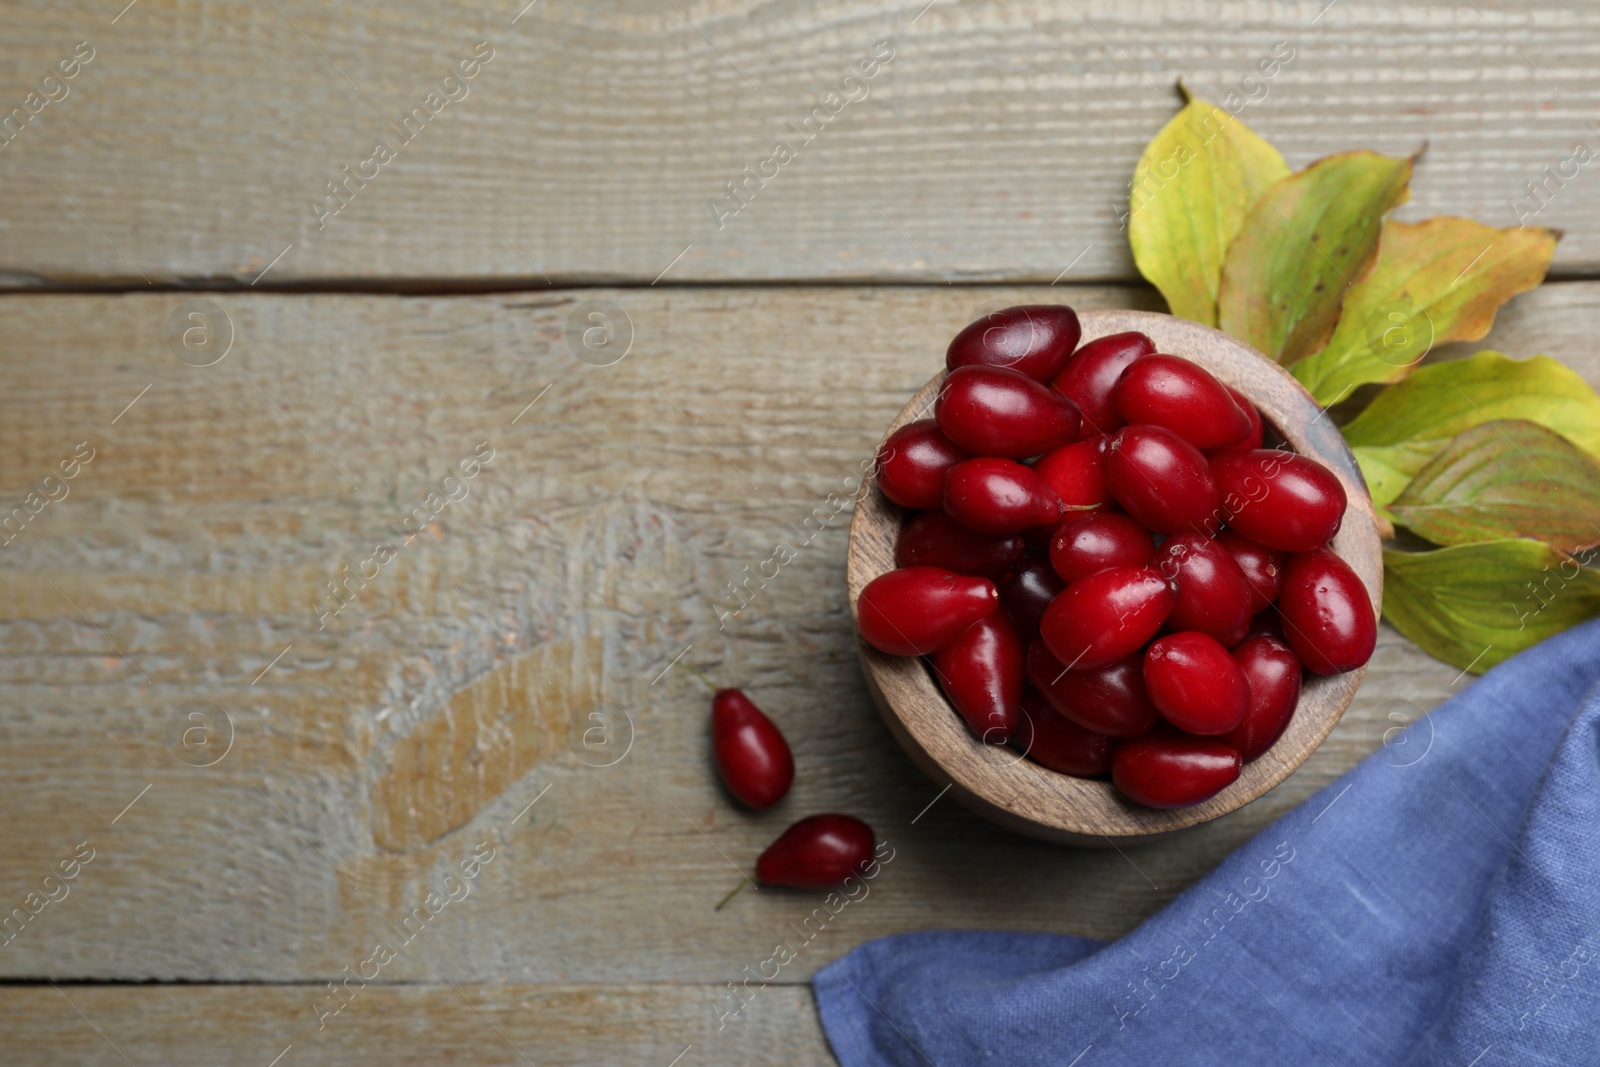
[846,309,1383,845]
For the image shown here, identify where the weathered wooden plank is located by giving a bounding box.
[1,1,1599,284]
[0,282,1583,987]
[0,984,835,1066]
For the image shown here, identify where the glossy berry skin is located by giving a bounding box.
[944,457,1063,534]
[1040,565,1178,671]
[1032,436,1114,510]
[998,559,1064,641]
[712,689,795,810]
[1216,530,1285,613]
[946,305,1081,382]
[858,567,998,656]
[875,420,970,510]
[1027,642,1159,737]
[1211,449,1347,553]
[1144,632,1251,735]
[1051,331,1156,436]
[1104,425,1221,535]
[1152,532,1255,648]
[756,814,875,889]
[896,510,1027,582]
[1113,731,1241,809]
[1015,690,1114,778]
[931,613,1025,743]
[1049,511,1156,585]
[1207,385,1264,455]
[935,365,1081,459]
[1221,636,1303,762]
[1277,549,1376,675]
[1113,354,1252,450]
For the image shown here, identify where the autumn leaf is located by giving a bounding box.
[1119,99,1600,674]
[1128,97,1290,327]
[1383,540,1600,673]
[1343,351,1600,507]
[1217,151,1413,364]
[1389,421,1600,552]
[1291,219,1558,406]
[1351,451,1414,522]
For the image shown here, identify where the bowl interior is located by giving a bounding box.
[846,309,1383,843]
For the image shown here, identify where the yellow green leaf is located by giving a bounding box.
[1343,351,1600,506]
[1128,97,1290,327]
[1217,151,1413,364]
[1389,421,1600,552]
[1291,219,1558,406]
[1352,448,1412,521]
[1383,540,1600,673]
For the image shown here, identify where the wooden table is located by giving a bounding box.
[2,2,1596,1063]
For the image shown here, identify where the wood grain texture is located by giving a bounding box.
[2,1,1600,285]
[0,282,1573,1003]
[0,983,835,1066]
[847,310,1383,843]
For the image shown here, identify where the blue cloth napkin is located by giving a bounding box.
[815,617,1600,1066]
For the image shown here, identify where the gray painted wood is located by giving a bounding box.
[0,1,1595,285]
[1,283,1550,994]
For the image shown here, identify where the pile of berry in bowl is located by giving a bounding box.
[846,306,1382,842]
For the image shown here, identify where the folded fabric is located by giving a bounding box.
[815,617,1600,1066]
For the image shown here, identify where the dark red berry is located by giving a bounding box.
[712,689,795,809]
[1144,631,1251,735]
[1032,435,1114,510]
[1027,642,1159,737]
[1039,565,1177,670]
[756,814,875,889]
[1211,449,1347,553]
[1049,511,1156,585]
[858,567,998,656]
[1221,635,1303,762]
[1113,354,1252,450]
[896,510,1028,582]
[1020,522,1057,554]
[1015,690,1114,777]
[1152,532,1255,647]
[944,457,1063,534]
[1206,385,1264,455]
[1050,331,1155,436]
[1104,425,1221,535]
[1112,730,1241,809]
[1244,610,1284,642]
[875,420,970,510]
[931,613,1025,743]
[998,559,1064,641]
[935,365,1081,459]
[1277,549,1376,675]
[1216,530,1285,613]
[947,305,1081,382]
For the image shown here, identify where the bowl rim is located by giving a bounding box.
[846,308,1384,843]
